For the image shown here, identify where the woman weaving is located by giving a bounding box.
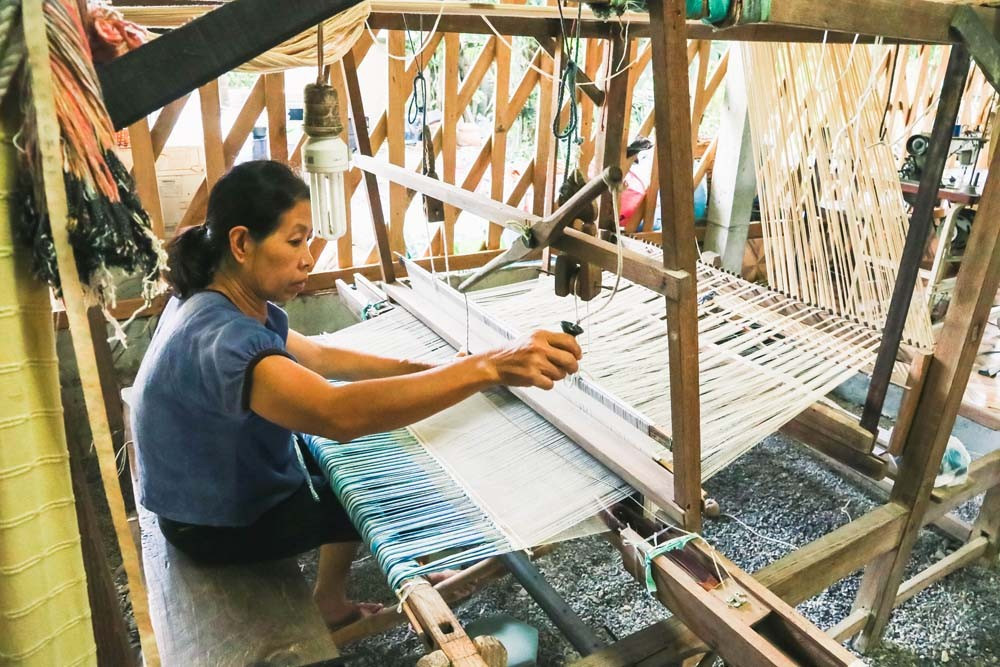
[131,160,582,628]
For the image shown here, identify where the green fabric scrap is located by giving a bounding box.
[643,534,698,593]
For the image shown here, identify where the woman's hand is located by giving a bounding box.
[484,330,582,390]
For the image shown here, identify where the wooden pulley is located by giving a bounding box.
[421,126,446,223]
[575,221,602,301]
[553,220,602,301]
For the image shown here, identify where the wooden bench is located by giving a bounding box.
[122,388,342,667]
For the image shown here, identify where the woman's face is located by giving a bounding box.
[236,199,315,302]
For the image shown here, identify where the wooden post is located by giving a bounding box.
[975,487,1000,564]
[533,43,557,217]
[343,50,396,283]
[861,45,970,432]
[852,115,1000,650]
[442,33,461,253]
[198,79,226,191]
[149,93,190,159]
[264,72,288,163]
[702,48,754,273]
[576,39,602,176]
[63,390,136,667]
[22,0,160,662]
[489,33,510,249]
[595,36,630,232]
[86,307,136,513]
[887,352,933,457]
[330,62,354,268]
[387,30,408,255]
[647,0,702,531]
[127,116,165,239]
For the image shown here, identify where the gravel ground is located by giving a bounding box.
[300,433,1000,667]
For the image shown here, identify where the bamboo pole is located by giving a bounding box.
[22,0,160,663]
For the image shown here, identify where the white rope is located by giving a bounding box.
[479,15,641,88]
[364,0,446,61]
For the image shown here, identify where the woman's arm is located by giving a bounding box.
[286,329,433,380]
[249,330,581,442]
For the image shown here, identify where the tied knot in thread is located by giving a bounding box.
[303,83,343,137]
[395,578,430,612]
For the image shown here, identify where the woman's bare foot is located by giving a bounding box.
[317,599,384,630]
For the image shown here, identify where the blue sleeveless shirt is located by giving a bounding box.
[132,291,310,526]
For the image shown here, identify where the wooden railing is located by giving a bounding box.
[122,26,731,285]
[115,21,994,323]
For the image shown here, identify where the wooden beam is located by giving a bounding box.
[355,153,539,229]
[387,31,408,255]
[303,250,504,293]
[333,555,515,646]
[533,42,557,217]
[757,503,908,605]
[127,117,165,239]
[198,79,226,192]
[575,504,906,666]
[732,0,999,43]
[896,536,989,607]
[402,581,492,666]
[648,0,702,532]
[343,51,396,283]
[861,45,970,432]
[974,486,1000,562]
[489,34,511,250]
[329,63,354,269]
[177,75,267,231]
[149,94,190,159]
[263,72,288,163]
[364,4,971,42]
[442,33,461,253]
[800,440,977,544]
[887,352,933,456]
[595,36,631,231]
[98,0,367,128]
[779,403,885,479]
[353,154,687,300]
[537,37,605,106]
[553,228,685,301]
[64,405,136,667]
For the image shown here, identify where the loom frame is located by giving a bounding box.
[342,2,1000,664]
[69,0,1000,664]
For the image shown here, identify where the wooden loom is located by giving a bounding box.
[325,6,1000,666]
[77,0,1000,665]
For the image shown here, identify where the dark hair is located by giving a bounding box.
[166,160,310,297]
